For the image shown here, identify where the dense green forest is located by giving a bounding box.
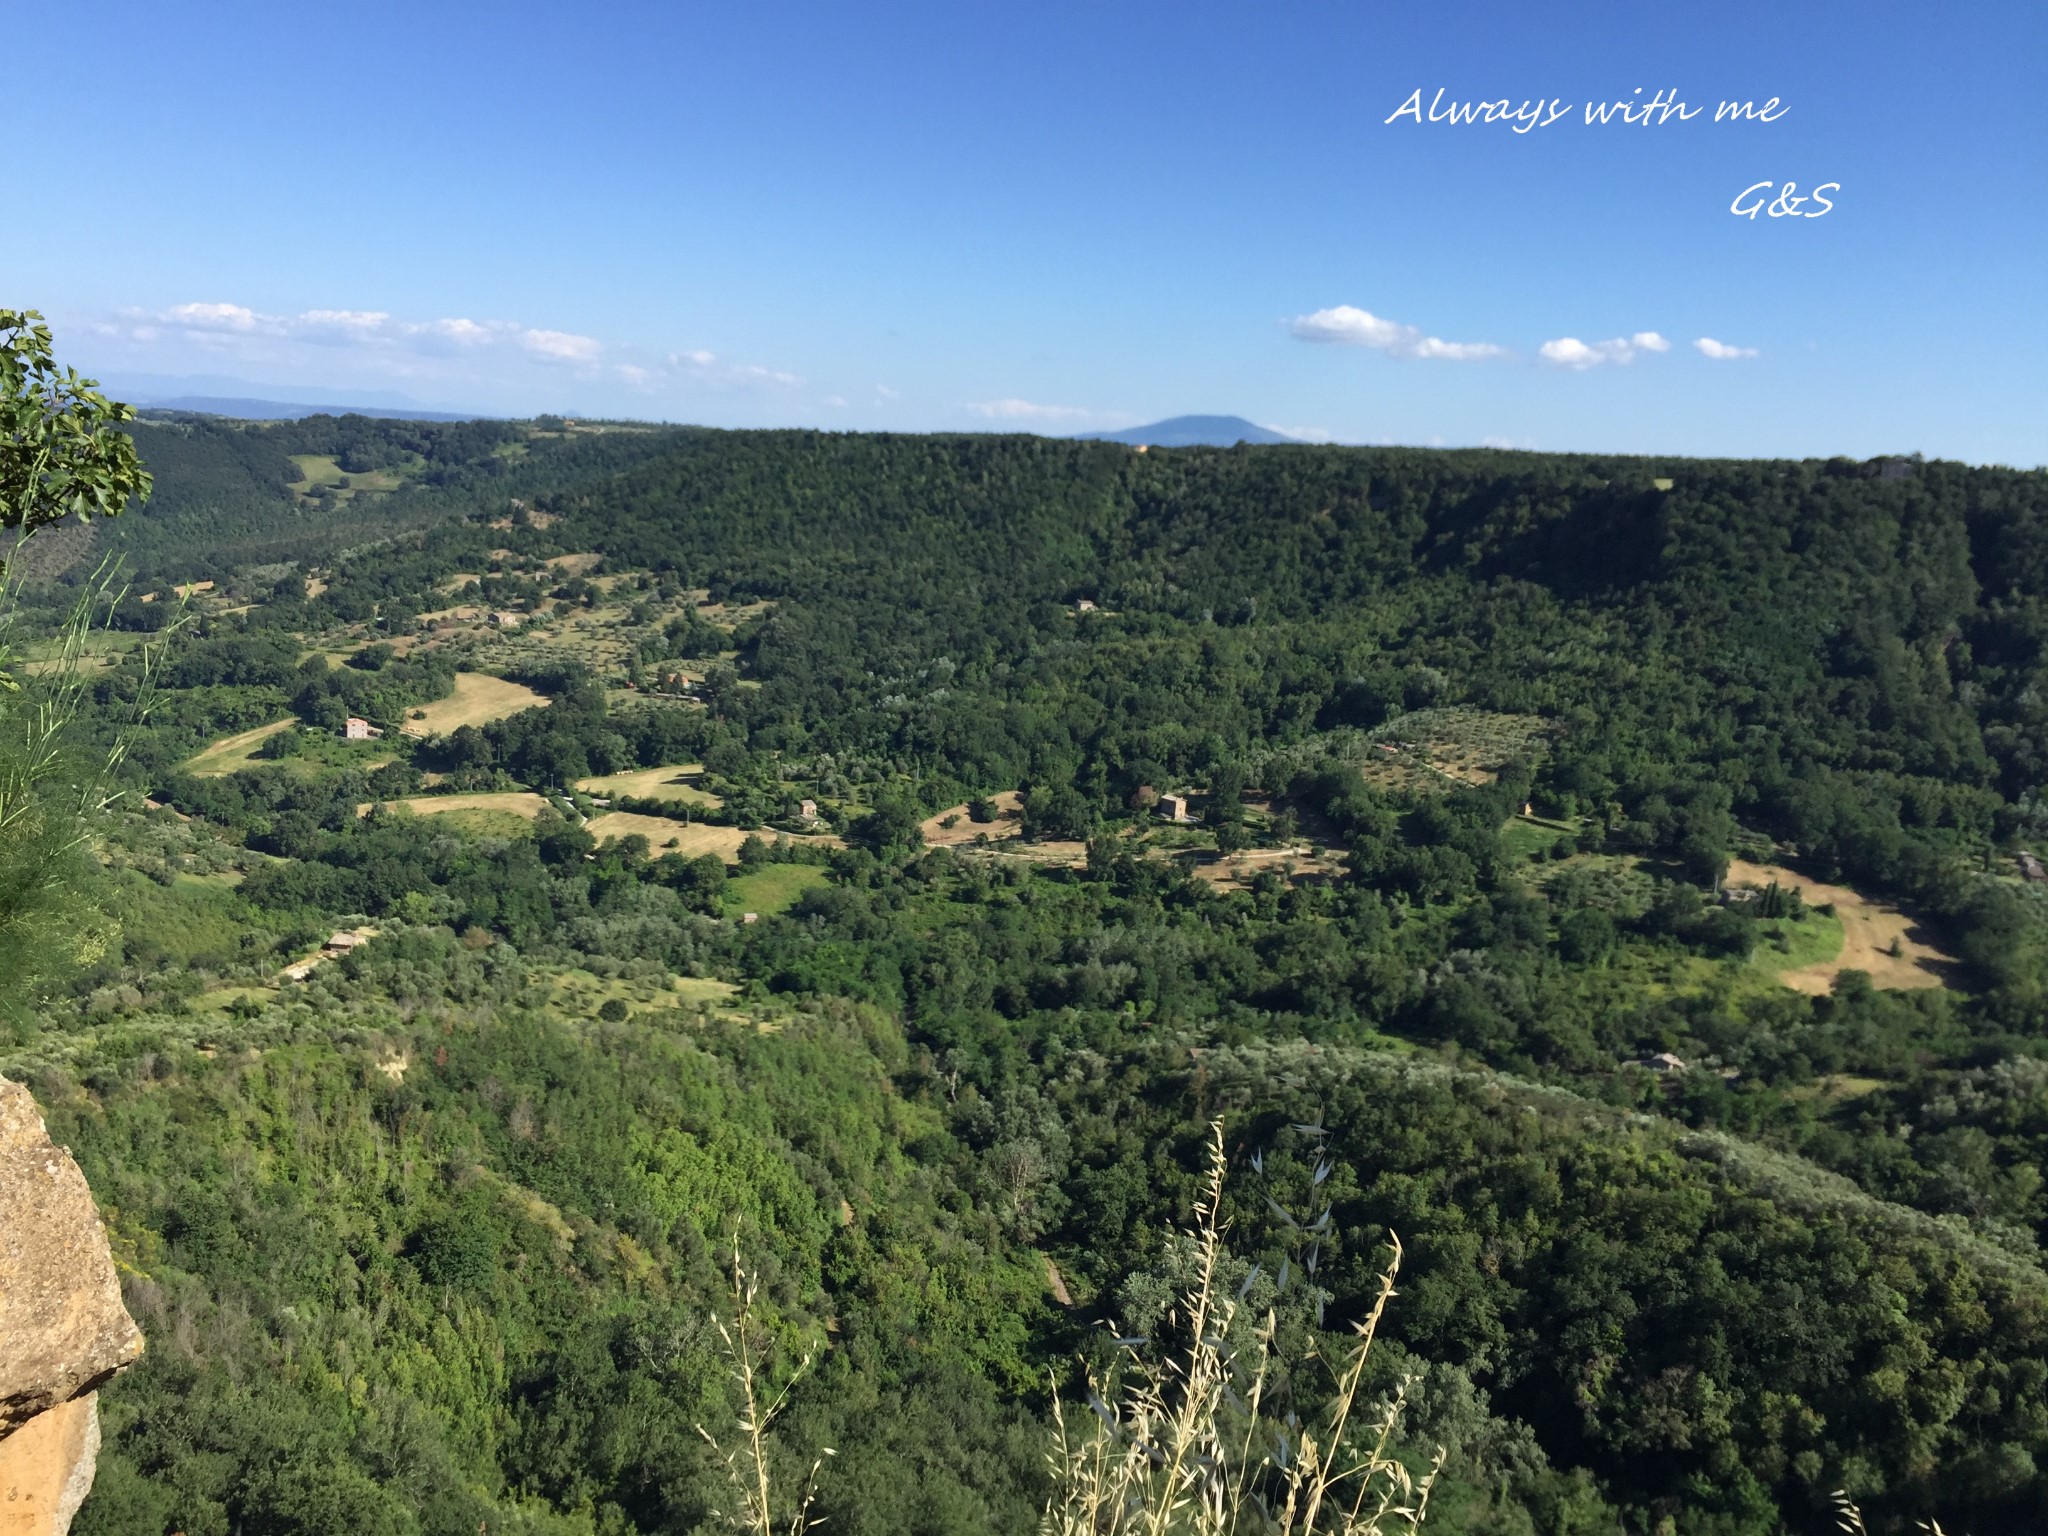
[7,416,2048,1534]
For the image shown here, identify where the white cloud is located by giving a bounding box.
[418,317,498,346]
[166,301,267,333]
[1290,305,1504,361]
[1694,336,1758,360]
[106,299,809,404]
[822,394,850,407]
[1538,331,1670,369]
[519,327,603,363]
[967,398,1091,421]
[875,383,900,401]
[299,309,389,335]
[1264,423,1336,442]
[1480,435,1537,450]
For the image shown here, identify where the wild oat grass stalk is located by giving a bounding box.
[1044,1120,1441,1535]
[0,556,179,1007]
[696,1232,832,1536]
[1833,1491,1951,1535]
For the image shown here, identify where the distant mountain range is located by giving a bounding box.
[97,372,491,423]
[1074,415,1300,447]
[135,396,492,423]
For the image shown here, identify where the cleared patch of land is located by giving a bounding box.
[1725,859,1953,993]
[1185,844,1349,890]
[545,967,740,1021]
[1361,709,1552,794]
[400,672,550,736]
[921,791,1025,847]
[374,792,551,822]
[724,864,830,917]
[587,815,752,858]
[920,792,1088,865]
[289,454,407,499]
[15,631,144,676]
[184,719,298,776]
[585,814,843,862]
[921,791,1341,882]
[577,764,719,806]
[1501,814,1579,861]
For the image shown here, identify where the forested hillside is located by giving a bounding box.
[9,427,2048,1535]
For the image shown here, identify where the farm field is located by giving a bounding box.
[585,814,751,858]
[1185,843,1349,890]
[1745,905,1848,980]
[1501,813,1579,860]
[921,791,1025,846]
[1724,859,1953,992]
[1360,708,1552,793]
[183,719,298,776]
[546,966,739,1021]
[399,672,550,736]
[15,630,145,675]
[723,864,830,917]
[371,793,551,839]
[576,763,719,805]
[289,454,408,500]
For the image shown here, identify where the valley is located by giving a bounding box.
[5,416,2048,1535]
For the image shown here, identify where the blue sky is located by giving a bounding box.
[13,0,2045,462]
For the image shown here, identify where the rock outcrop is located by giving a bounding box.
[0,1076,144,1536]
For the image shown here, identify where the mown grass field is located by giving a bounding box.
[585,813,749,857]
[545,967,741,1021]
[183,719,298,776]
[577,764,719,805]
[288,454,408,500]
[400,672,550,736]
[1501,814,1579,861]
[1725,859,1953,993]
[372,793,551,837]
[723,864,830,917]
[1746,907,1848,979]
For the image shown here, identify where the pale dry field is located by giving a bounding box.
[1188,844,1349,890]
[400,673,550,736]
[576,764,719,805]
[1725,859,1953,992]
[184,719,298,776]
[372,791,552,820]
[585,815,752,858]
[921,791,1025,847]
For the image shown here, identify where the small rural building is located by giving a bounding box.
[2020,851,2047,883]
[1637,1052,1689,1075]
[489,610,523,628]
[1158,794,1190,823]
[323,931,365,956]
[343,717,384,740]
[1075,599,1097,613]
[799,798,819,821]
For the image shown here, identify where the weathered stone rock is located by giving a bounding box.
[0,1394,102,1535]
[0,1075,144,1534]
